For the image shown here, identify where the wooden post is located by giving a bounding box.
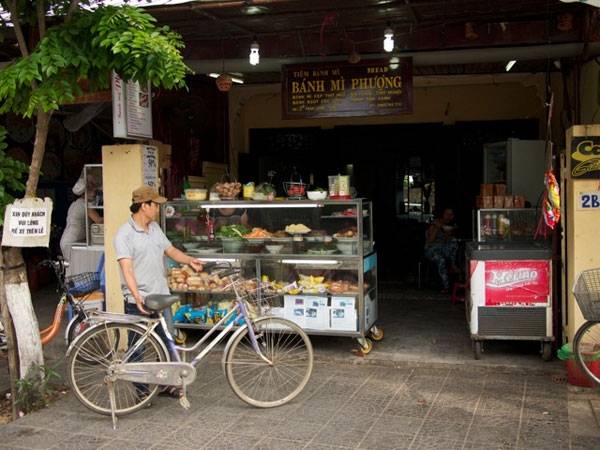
[102,144,160,313]
[0,248,19,420]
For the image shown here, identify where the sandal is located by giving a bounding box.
[159,386,183,398]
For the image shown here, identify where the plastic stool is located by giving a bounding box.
[451,282,465,304]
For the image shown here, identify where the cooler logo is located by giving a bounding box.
[486,268,539,289]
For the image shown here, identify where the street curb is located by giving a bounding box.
[312,352,568,375]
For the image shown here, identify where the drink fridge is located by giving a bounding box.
[466,209,553,360]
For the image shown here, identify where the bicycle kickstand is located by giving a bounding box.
[106,379,118,430]
[179,384,190,410]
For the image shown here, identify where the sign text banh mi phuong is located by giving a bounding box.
[282,58,413,119]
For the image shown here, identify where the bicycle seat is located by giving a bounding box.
[145,294,180,311]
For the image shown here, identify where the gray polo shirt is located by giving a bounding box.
[114,217,172,303]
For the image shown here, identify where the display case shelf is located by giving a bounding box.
[162,199,377,339]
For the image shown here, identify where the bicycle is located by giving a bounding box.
[572,268,600,386]
[0,258,98,353]
[66,264,314,429]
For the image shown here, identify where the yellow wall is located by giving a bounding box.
[564,126,600,340]
[228,73,564,174]
[102,145,150,313]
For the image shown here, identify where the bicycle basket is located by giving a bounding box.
[65,272,101,297]
[573,268,600,321]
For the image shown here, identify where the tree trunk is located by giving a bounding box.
[3,109,52,380]
[2,248,44,378]
[0,249,19,420]
[25,111,52,197]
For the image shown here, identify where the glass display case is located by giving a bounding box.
[161,199,380,345]
[474,208,537,242]
[83,164,103,246]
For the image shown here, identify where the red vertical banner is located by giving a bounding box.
[485,260,550,306]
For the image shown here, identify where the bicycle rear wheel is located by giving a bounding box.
[573,320,600,387]
[67,322,168,416]
[224,317,313,408]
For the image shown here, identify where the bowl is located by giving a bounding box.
[222,239,243,253]
[307,191,327,200]
[182,242,201,251]
[336,241,358,255]
[265,244,284,254]
[185,189,207,201]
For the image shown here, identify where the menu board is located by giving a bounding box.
[282,58,412,119]
[112,71,153,140]
[570,137,600,179]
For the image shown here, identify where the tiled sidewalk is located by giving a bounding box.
[1,360,596,450]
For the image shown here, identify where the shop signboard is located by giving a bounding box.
[570,136,600,179]
[112,72,153,140]
[485,260,549,306]
[2,198,53,248]
[282,58,412,119]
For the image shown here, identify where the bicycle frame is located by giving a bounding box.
[159,297,271,367]
[96,282,271,370]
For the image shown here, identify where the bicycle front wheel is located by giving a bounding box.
[67,322,168,416]
[573,320,600,387]
[224,317,313,408]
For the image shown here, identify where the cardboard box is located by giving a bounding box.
[330,307,357,331]
[331,296,356,309]
[304,305,329,330]
[493,196,504,208]
[503,195,514,209]
[269,307,284,318]
[284,295,307,327]
[480,184,494,196]
[494,184,507,196]
[482,196,493,208]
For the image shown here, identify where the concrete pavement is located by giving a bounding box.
[0,285,599,449]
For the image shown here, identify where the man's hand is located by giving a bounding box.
[189,258,203,273]
[135,296,150,315]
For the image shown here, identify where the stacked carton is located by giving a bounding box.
[476,184,525,209]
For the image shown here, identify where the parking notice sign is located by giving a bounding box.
[1,198,53,247]
[578,192,600,210]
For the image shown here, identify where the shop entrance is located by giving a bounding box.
[242,119,538,283]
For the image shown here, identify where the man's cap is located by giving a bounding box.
[132,186,167,204]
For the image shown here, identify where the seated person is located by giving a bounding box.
[214,208,249,230]
[424,207,459,293]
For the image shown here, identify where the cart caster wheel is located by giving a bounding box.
[370,326,384,342]
[175,330,187,345]
[473,340,482,360]
[542,342,552,361]
[352,338,373,357]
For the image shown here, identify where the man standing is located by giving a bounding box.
[114,185,202,319]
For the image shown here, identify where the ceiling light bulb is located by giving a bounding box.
[249,41,260,66]
[383,28,394,53]
[505,60,517,72]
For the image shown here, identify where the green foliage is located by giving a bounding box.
[0,5,191,117]
[0,126,28,226]
[15,363,60,414]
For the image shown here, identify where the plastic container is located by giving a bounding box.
[566,359,600,388]
[185,189,207,201]
[557,343,600,387]
[307,190,327,200]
